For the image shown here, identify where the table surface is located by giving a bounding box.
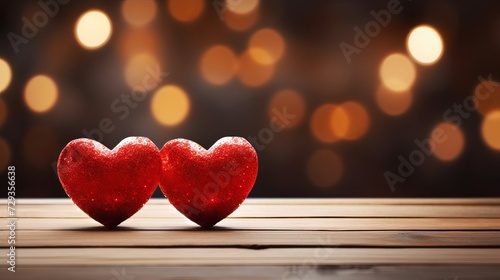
[2,198,500,280]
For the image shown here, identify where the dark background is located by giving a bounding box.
[1,0,499,198]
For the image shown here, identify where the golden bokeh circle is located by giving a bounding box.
[151,85,190,126]
[24,75,58,113]
[75,10,112,50]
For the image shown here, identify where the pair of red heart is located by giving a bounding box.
[57,137,258,228]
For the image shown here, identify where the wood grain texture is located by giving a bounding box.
[5,230,500,248]
[3,200,500,218]
[1,198,500,278]
[13,248,500,266]
[4,217,500,231]
[2,266,500,280]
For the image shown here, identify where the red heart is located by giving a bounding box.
[160,137,258,228]
[57,137,161,228]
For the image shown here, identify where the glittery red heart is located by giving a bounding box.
[57,137,161,228]
[160,137,258,228]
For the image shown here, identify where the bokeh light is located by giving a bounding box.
[473,79,500,116]
[0,138,11,171]
[376,86,413,116]
[22,126,58,168]
[0,58,12,94]
[75,10,112,50]
[310,104,339,143]
[122,0,157,27]
[267,89,306,129]
[24,75,58,113]
[226,0,259,14]
[330,106,349,139]
[379,53,417,92]
[306,149,344,188]
[332,102,370,140]
[248,28,286,64]
[407,25,444,65]
[0,99,7,127]
[237,50,275,87]
[125,53,160,89]
[225,7,259,31]
[168,0,205,22]
[5,0,500,199]
[430,122,465,161]
[151,85,190,126]
[481,110,500,151]
[200,45,238,85]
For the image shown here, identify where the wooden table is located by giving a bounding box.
[2,198,500,279]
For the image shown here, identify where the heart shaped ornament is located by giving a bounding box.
[57,137,161,228]
[160,137,258,228]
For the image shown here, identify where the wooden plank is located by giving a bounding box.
[223,198,500,205]
[4,203,500,218]
[11,248,500,266]
[5,230,500,248]
[3,198,500,206]
[2,266,500,280]
[4,217,500,231]
[3,198,500,278]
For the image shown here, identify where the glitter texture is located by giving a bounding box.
[57,137,161,228]
[160,137,258,228]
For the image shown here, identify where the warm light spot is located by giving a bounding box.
[0,99,6,127]
[307,149,344,188]
[430,122,465,161]
[310,104,339,143]
[75,10,112,50]
[248,28,285,64]
[125,53,160,89]
[248,48,274,65]
[0,138,10,170]
[482,110,500,151]
[22,126,58,168]
[122,0,157,27]
[237,50,274,87]
[168,0,204,22]
[330,106,350,138]
[24,75,58,113]
[267,89,306,129]
[120,28,159,59]
[0,58,12,93]
[226,0,259,15]
[332,102,370,140]
[407,25,444,65]
[200,45,238,85]
[151,85,190,126]
[473,79,500,116]
[376,86,413,116]
[225,7,259,31]
[379,53,417,92]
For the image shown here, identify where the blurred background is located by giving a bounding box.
[0,0,499,198]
